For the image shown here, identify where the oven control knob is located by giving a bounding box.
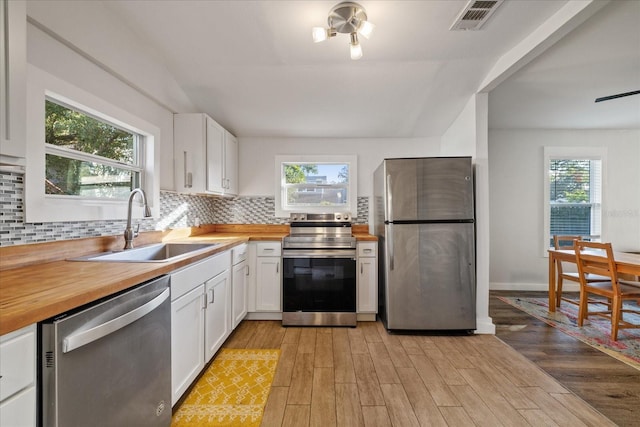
[336,214,342,220]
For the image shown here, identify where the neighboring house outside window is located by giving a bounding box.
[544,147,606,253]
[275,155,357,218]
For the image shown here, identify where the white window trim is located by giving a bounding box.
[26,64,160,222]
[274,154,358,218]
[542,146,607,257]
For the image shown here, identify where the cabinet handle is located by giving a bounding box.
[276,262,279,274]
[184,151,193,188]
[361,263,363,274]
[201,293,207,309]
[209,288,215,304]
[363,248,372,253]
[245,265,249,276]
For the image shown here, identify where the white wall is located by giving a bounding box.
[26,1,195,191]
[239,136,440,199]
[489,129,640,290]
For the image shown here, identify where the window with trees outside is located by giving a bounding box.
[544,147,604,252]
[275,155,357,217]
[45,98,143,200]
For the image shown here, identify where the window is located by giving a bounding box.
[544,147,606,253]
[45,99,143,200]
[25,65,159,223]
[275,155,357,218]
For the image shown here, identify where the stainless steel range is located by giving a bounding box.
[282,213,357,327]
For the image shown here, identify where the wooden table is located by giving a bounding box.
[547,249,640,312]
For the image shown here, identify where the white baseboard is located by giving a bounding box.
[475,316,496,334]
[489,282,580,292]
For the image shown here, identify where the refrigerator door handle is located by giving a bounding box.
[386,174,393,222]
[388,223,394,271]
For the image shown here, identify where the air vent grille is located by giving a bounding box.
[450,0,504,31]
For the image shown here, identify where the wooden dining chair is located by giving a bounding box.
[553,235,607,307]
[574,241,640,341]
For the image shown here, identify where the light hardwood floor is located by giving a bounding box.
[216,319,615,427]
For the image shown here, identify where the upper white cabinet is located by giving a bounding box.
[0,0,26,166]
[174,113,238,196]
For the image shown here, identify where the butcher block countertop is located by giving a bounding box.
[0,224,376,335]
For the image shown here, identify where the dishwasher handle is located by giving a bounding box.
[63,288,170,353]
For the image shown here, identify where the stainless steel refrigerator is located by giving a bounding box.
[373,157,476,331]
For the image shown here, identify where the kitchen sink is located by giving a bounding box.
[69,242,220,263]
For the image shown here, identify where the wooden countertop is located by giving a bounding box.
[0,224,376,335]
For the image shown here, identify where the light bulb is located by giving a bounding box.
[312,27,328,43]
[358,20,375,39]
[350,42,363,60]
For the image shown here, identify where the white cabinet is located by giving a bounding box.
[231,244,248,328]
[0,0,26,166]
[357,242,378,315]
[247,241,282,317]
[204,269,231,362]
[254,242,282,312]
[174,113,238,196]
[170,251,231,405]
[0,324,36,427]
[171,284,205,405]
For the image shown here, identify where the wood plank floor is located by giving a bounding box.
[213,312,619,426]
[491,291,640,427]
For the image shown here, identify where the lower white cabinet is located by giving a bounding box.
[231,244,249,329]
[0,324,36,427]
[171,284,205,405]
[204,269,231,362]
[170,251,231,405]
[357,242,378,315]
[254,242,282,312]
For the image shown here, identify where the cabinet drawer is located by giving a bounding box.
[171,251,231,300]
[357,242,377,257]
[256,242,281,257]
[232,243,248,265]
[0,325,35,402]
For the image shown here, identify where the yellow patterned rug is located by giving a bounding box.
[172,349,280,427]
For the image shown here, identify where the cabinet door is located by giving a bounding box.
[0,0,26,165]
[204,270,231,362]
[174,114,206,193]
[0,387,36,427]
[358,257,378,313]
[205,116,225,194]
[256,257,281,312]
[171,284,205,405]
[232,260,248,329]
[224,132,238,195]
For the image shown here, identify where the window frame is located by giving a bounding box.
[274,154,358,218]
[543,146,607,256]
[25,65,159,222]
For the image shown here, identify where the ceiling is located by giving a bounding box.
[100,0,639,138]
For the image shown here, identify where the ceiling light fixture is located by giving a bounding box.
[312,1,374,60]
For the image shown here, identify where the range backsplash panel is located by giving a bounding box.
[0,171,368,246]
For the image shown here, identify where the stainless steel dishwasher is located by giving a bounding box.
[39,275,171,427]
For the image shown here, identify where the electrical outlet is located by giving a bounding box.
[194,217,200,227]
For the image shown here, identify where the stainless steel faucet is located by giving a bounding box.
[124,188,152,250]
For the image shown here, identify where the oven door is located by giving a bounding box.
[282,250,357,326]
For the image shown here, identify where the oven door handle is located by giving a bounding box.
[283,251,356,259]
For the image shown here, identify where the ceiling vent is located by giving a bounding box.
[450,0,504,31]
